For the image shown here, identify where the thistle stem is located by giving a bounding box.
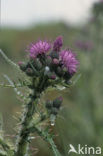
[15,92,38,156]
[34,126,62,156]
[0,138,10,152]
[48,137,61,156]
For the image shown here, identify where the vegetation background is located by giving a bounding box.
[0,1,103,155]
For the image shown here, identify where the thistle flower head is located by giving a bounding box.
[23,37,79,78]
[53,36,63,51]
[18,61,27,71]
[59,50,79,75]
[28,40,51,59]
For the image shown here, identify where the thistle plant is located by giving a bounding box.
[0,36,79,156]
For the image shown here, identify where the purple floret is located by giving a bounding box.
[53,36,63,52]
[28,40,51,58]
[59,50,79,75]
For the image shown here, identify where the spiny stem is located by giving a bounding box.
[34,126,62,156]
[0,115,10,155]
[15,91,39,156]
[48,137,61,156]
[0,138,11,153]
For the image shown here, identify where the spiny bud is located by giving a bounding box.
[63,67,68,73]
[18,61,27,71]
[53,96,63,109]
[46,100,53,109]
[34,59,42,70]
[50,74,56,80]
[46,56,52,65]
[26,68,34,76]
[53,36,63,52]
[52,58,59,65]
[47,72,56,80]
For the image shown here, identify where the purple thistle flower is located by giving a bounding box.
[28,40,51,59]
[53,36,63,52]
[59,50,79,75]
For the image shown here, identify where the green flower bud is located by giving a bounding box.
[46,71,56,80]
[63,67,67,73]
[18,61,27,71]
[50,74,56,80]
[46,56,52,65]
[34,59,42,70]
[26,68,34,76]
[52,58,59,65]
[53,96,63,109]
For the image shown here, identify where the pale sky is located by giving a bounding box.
[1,0,97,28]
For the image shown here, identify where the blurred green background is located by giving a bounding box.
[0,1,103,156]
